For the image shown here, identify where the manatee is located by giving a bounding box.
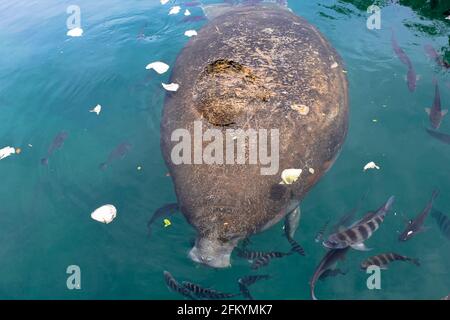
[160,4,348,268]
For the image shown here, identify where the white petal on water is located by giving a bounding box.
[145,61,170,74]
[168,6,181,15]
[280,168,302,185]
[67,27,83,37]
[363,161,380,171]
[160,0,169,4]
[0,146,15,160]
[162,82,179,92]
[91,204,117,224]
[184,9,191,16]
[184,30,197,37]
[89,104,102,115]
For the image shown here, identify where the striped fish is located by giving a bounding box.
[315,219,330,243]
[318,268,347,281]
[238,281,253,300]
[360,253,420,270]
[287,236,306,256]
[235,248,268,260]
[237,275,270,300]
[323,196,395,251]
[251,251,291,270]
[431,209,450,240]
[163,271,195,299]
[182,281,238,299]
[238,274,270,286]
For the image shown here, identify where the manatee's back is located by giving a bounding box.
[160,6,348,267]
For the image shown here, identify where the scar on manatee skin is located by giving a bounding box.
[194,59,273,127]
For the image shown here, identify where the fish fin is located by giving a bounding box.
[350,242,372,251]
[442,110,448,116]
[425,108,431,115]
[410,258,420,266]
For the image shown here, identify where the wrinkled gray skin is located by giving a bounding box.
[160,5,349,268]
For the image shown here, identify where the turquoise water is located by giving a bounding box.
[0,0,449,299]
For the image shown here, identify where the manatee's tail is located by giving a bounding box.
[41,158,48,166]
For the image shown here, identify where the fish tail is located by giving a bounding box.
[40,158,48,165]
[431,189,440,201]
[409,258,420,266]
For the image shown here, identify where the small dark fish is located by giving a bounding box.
[315,219,330,243]
[237,274,270,300]
[426,127,450,144]
[238,274,270,286]
[287,236,306,256]
[182,281,238,299]
[41,131,68,165]
[163,271,195,299]
[99,142,132,170]
[391,29,411,66]
[425,80,447,129]
[182,15,206,23]
[406,65,418,92]
[250,251,290,270]
[238,281,253,300]
[310,248,349,300]
[318,268,347,281]
[360,253,420,270]
[431,209,450,240]
[147,203,179,236]
[323,196,395,251]
[399,190,438,241]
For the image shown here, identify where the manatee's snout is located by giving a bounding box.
[189,237,239,268]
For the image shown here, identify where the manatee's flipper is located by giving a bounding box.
[147,203,179,237]
[284,204,301,240]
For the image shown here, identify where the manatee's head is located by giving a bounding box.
[188,237,240,268]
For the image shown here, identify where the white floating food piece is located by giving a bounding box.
[309,168,315,174]
[331,62,338,69]
[162,82,179,92]
[184,30,197,37]
[91,204,117,224]
[0,146,15,160]
[184,9,191,16]
[67,27,83,37]
[89,104,102,115]
[160,0,169,4]
[280,168,302,185]
[168,6,181,15]
[145,61,170,74]
[363,161,380,171]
